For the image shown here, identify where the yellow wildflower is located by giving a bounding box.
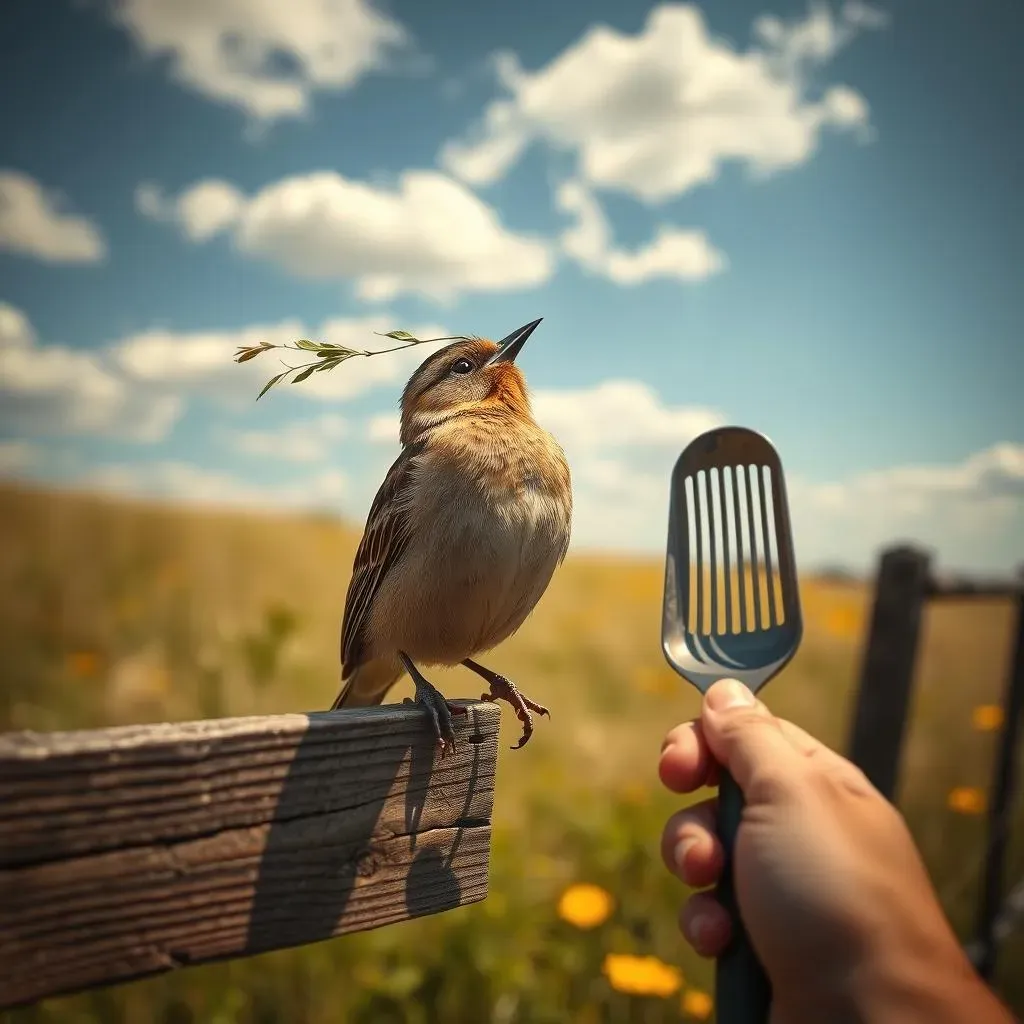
[557,884,613,929]
[602,954,682,997]
[682,987,714,1019]
[825,605,861,640]
[66,651,100,679]
[972,705,1004,732]
[948,787,986,815]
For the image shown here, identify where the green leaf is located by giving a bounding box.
[381,330,419,342]
[315,359,341,372]
[257,371,287,400]
[292,365,317,383]
[234,348,262,363]
[293,339,322,351]
[316,346,362,358]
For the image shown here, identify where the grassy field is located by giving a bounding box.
[1,481,1021,1023]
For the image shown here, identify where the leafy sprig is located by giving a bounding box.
[234,330,469,400]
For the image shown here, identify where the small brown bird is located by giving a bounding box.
[329,318,572,752]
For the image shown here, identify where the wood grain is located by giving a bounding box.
[0,701,499,1009]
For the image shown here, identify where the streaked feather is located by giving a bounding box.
[338,439,424,679]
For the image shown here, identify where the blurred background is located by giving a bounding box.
[1,0,1021,1020]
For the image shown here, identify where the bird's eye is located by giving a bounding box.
[451,358,474,375]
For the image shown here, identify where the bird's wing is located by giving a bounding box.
[339,440,424,677]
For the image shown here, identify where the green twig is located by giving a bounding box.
[233,330,468,400]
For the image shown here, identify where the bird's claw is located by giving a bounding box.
[409,681,467,758]
[479,674,549,749]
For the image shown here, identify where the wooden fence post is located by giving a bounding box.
[845,545,933,802]
[970,571,1024,981]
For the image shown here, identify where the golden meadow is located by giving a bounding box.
[1,481,1022,1023]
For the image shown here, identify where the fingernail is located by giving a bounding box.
[673,836,696,874]
[706,679,755,711]
[689,911,710,947]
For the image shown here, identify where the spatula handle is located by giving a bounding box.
[715,767,772,1023]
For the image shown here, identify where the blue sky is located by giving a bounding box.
[0,0,1020,573]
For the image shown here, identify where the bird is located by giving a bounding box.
[328,318,572,754]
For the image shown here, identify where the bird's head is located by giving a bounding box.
[398,318,542,444]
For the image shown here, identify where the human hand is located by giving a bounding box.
[658,678,1014,1023]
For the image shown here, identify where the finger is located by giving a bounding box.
[679,891,731,958]
[660,799,723,889]
[658,720,719,793]
[700,679,804,794]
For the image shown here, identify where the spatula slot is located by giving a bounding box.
[680,462,789,636]
[761,464,787,628]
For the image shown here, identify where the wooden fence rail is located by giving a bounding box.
[845,545,1024,982]
[0,700,500,1010]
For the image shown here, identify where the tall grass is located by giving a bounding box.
[1,482,1021,1022]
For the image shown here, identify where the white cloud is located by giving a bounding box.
[0,440,40,475]
[532,380,725,453]
[0,171,106,263]
[366,413,400,443]
[441,2,883,202]
[80,459,348,512]
[112,315,454,403]
[559,437,1024,573]
[142,171,554,302]
[135,180,245,241]
[0,302,181,442]
[105,0,409,122]
[557,180,725,283]
[790,444,1024,569]
[530,380,724,550]
[227,413,348,462]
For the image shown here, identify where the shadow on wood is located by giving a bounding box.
[0,700,500,1010]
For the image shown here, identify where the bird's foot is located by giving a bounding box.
[479,674,549,750]
[406,677,468,758]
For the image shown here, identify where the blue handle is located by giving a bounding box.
[715,767,772,1022]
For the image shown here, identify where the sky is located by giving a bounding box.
[0,0,1021,575]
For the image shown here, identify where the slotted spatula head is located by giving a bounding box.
[661,425,803,1024]
[662,425,802,694]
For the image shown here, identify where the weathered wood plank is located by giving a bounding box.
[0,701,500,1010]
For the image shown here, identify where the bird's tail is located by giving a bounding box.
[330,656,405,710]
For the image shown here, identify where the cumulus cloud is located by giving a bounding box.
[557,180,726,283]
[790,444,1024,569]
[366,413,400,443]
[0,171,106,263]
[0,302,180,441]
[79,459,349,511]
[137,171,554,302]
[441,2,883,202]
[532,380,725,453]
[558,436,1024,573]
[226,413,348,462]
[135,180,245,241]
[0,440,40,475]
[104,0,409,122]
[527,381,725,550]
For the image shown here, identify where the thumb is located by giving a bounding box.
[701,679,802,794]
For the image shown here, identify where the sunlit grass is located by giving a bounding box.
[1,481,1022,1023]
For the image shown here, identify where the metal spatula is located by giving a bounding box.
[661,425,803,1024]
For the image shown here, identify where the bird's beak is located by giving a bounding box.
[484,317,543,366]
